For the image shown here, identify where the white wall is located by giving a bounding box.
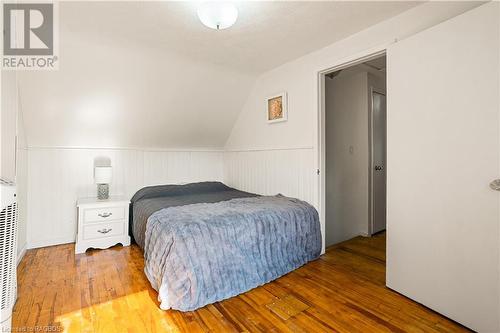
[18,4,242,249]
[1,71,28,262]
[18,20,255,150]
[27,148,223,249]
[1,72,18,182]
[225,2,480,151]
[16,92,28,261]
[224,1,481,250]
[224,148,315,205]
[325,71,369,246]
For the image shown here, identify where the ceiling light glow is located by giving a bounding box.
[197,2,238,30]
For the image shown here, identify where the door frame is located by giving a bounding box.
[317,48,387,252]
[369,88,387,236]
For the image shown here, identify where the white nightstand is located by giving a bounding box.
[75,196,131,254]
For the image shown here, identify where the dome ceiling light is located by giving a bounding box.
[197,2,238,30]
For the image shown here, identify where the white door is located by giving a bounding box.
[371,91,386,234]
[386,3,499,332]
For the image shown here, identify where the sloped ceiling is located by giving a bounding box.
[18,1,421,149]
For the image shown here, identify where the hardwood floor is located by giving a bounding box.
[13,233,470,332]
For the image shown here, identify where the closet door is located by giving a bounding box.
[386,3,499,332]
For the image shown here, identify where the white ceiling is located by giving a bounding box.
[18,1,425,149]
[62,1,422,74]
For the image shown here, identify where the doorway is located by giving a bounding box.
[322,54,387,248]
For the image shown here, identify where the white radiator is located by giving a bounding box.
[0,180,17,330]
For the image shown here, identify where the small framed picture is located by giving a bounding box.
[266,92,287,123]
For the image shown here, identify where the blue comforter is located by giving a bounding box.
[143,195,321,311]
[130,182,257,249]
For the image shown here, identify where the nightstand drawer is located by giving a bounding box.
[83,221,124,240]
[83,206,126,223]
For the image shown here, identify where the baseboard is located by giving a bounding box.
[28,236,75,250]
[17,243,27,265]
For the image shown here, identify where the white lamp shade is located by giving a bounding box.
[94,166,112,184]
[197,2,238,30]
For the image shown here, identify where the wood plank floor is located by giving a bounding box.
[13,233,470,332]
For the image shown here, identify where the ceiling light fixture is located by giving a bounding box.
[197,2,238,30]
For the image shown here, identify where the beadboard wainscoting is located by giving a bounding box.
[27,148,224,249]
[223,147,317,208]
[27,147,316,249]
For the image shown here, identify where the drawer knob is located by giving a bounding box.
[98,212,113,218]
[97,228,112,234]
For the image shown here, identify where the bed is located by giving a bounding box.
[130,181,321,311]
